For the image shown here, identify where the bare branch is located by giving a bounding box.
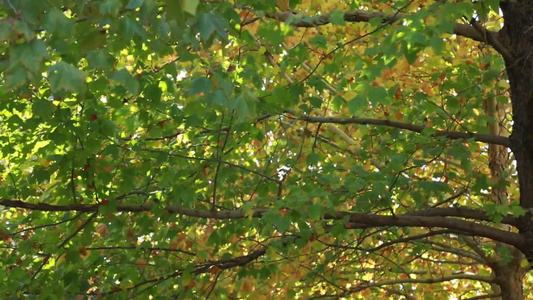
[266,10,492,43]
[313,272,497,299]
[345,273,496,294]
[298,115,511,147]
[464,294,500,300]
[406,207,519,226]
[345,213,524,249]
[319,229,456,252]
[86,245,195,256]
[422,240,485,264]
[104,246,267,296]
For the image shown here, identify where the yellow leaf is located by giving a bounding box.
[276,0,290,11]
[344,90,357,100]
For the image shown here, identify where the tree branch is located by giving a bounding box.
[0,199,525,249]
[0,199,517,225]
[316,273,497,299]
[86,245,195,256]
[345,273,496,295]
[464,294,501,300]
[319,229,457,252]
[345,213,524,249]
[105,246,267,296]
[470,18,515,64]
[265,10,492,43]
[406,207,518,226]
[298,115,511,147]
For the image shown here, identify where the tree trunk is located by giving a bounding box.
[482,71,521,300]
[498,1,533,299]
[491,249,525,300]
[502,1,533,211]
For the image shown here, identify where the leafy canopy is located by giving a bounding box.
[0,0,530,299]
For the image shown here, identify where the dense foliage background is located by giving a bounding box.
[1,0,532,299]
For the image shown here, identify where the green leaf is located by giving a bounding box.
[230,95,252,121]
[307,204,323,220]
[403,47,419,64]
[329,9,346,26]
[182,0,199,15]
[190,77,212,95]
[418,181,452,193]
[309,35,328,49]
[348,93,367,114]
[211,89,228,106]
[4,65,28,90]
[48,62,86,93]
[43,9,75,38]
[85,50,113,70]
[272,214,291,233]
[10,40,48,74]
[110,68,140,95]
[257,23,285,46]
[100,0,121,15]
[126,0,144,9]
[368,86,390,105]
[0,22,12,42]
[30,168,51,184]
[79,30,107,51]
[145,84,162,103]
[32,99,56,120]
[410,32,427,46]
[308,96,322,108]
[120,17,142,40]
[197,13,216,40]
[306,153,321,165]
[472,174,490,192]
[509,205,526,217]
[485,204,504,223]
[196,13,228,41]
[13,20,34,41]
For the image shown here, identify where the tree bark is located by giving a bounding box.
[482,64,520,300]
[502,0,533,206]
[502,1,533,205]
[499,1,533,299]
[491,249,525,300]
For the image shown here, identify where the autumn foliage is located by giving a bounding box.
[1,0,533,299]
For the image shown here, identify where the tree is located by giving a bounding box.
[1,0,532,298]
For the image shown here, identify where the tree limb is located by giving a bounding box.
[345,273,496,295]
[470,18,515,64]
[104,246,267,296]
[0,199,525,249]
[345,213,524,249]
[406,207,518,226]
[298,115,511,147]
[265,10,492,43]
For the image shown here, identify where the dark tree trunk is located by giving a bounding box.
[501,0,533,224]
[500,0,533,208]
[502,1,533,209]
[498,1,533,299]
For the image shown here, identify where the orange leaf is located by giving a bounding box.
[137,258,147,269]
[95,223,108,236]
[395,112,404,120]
